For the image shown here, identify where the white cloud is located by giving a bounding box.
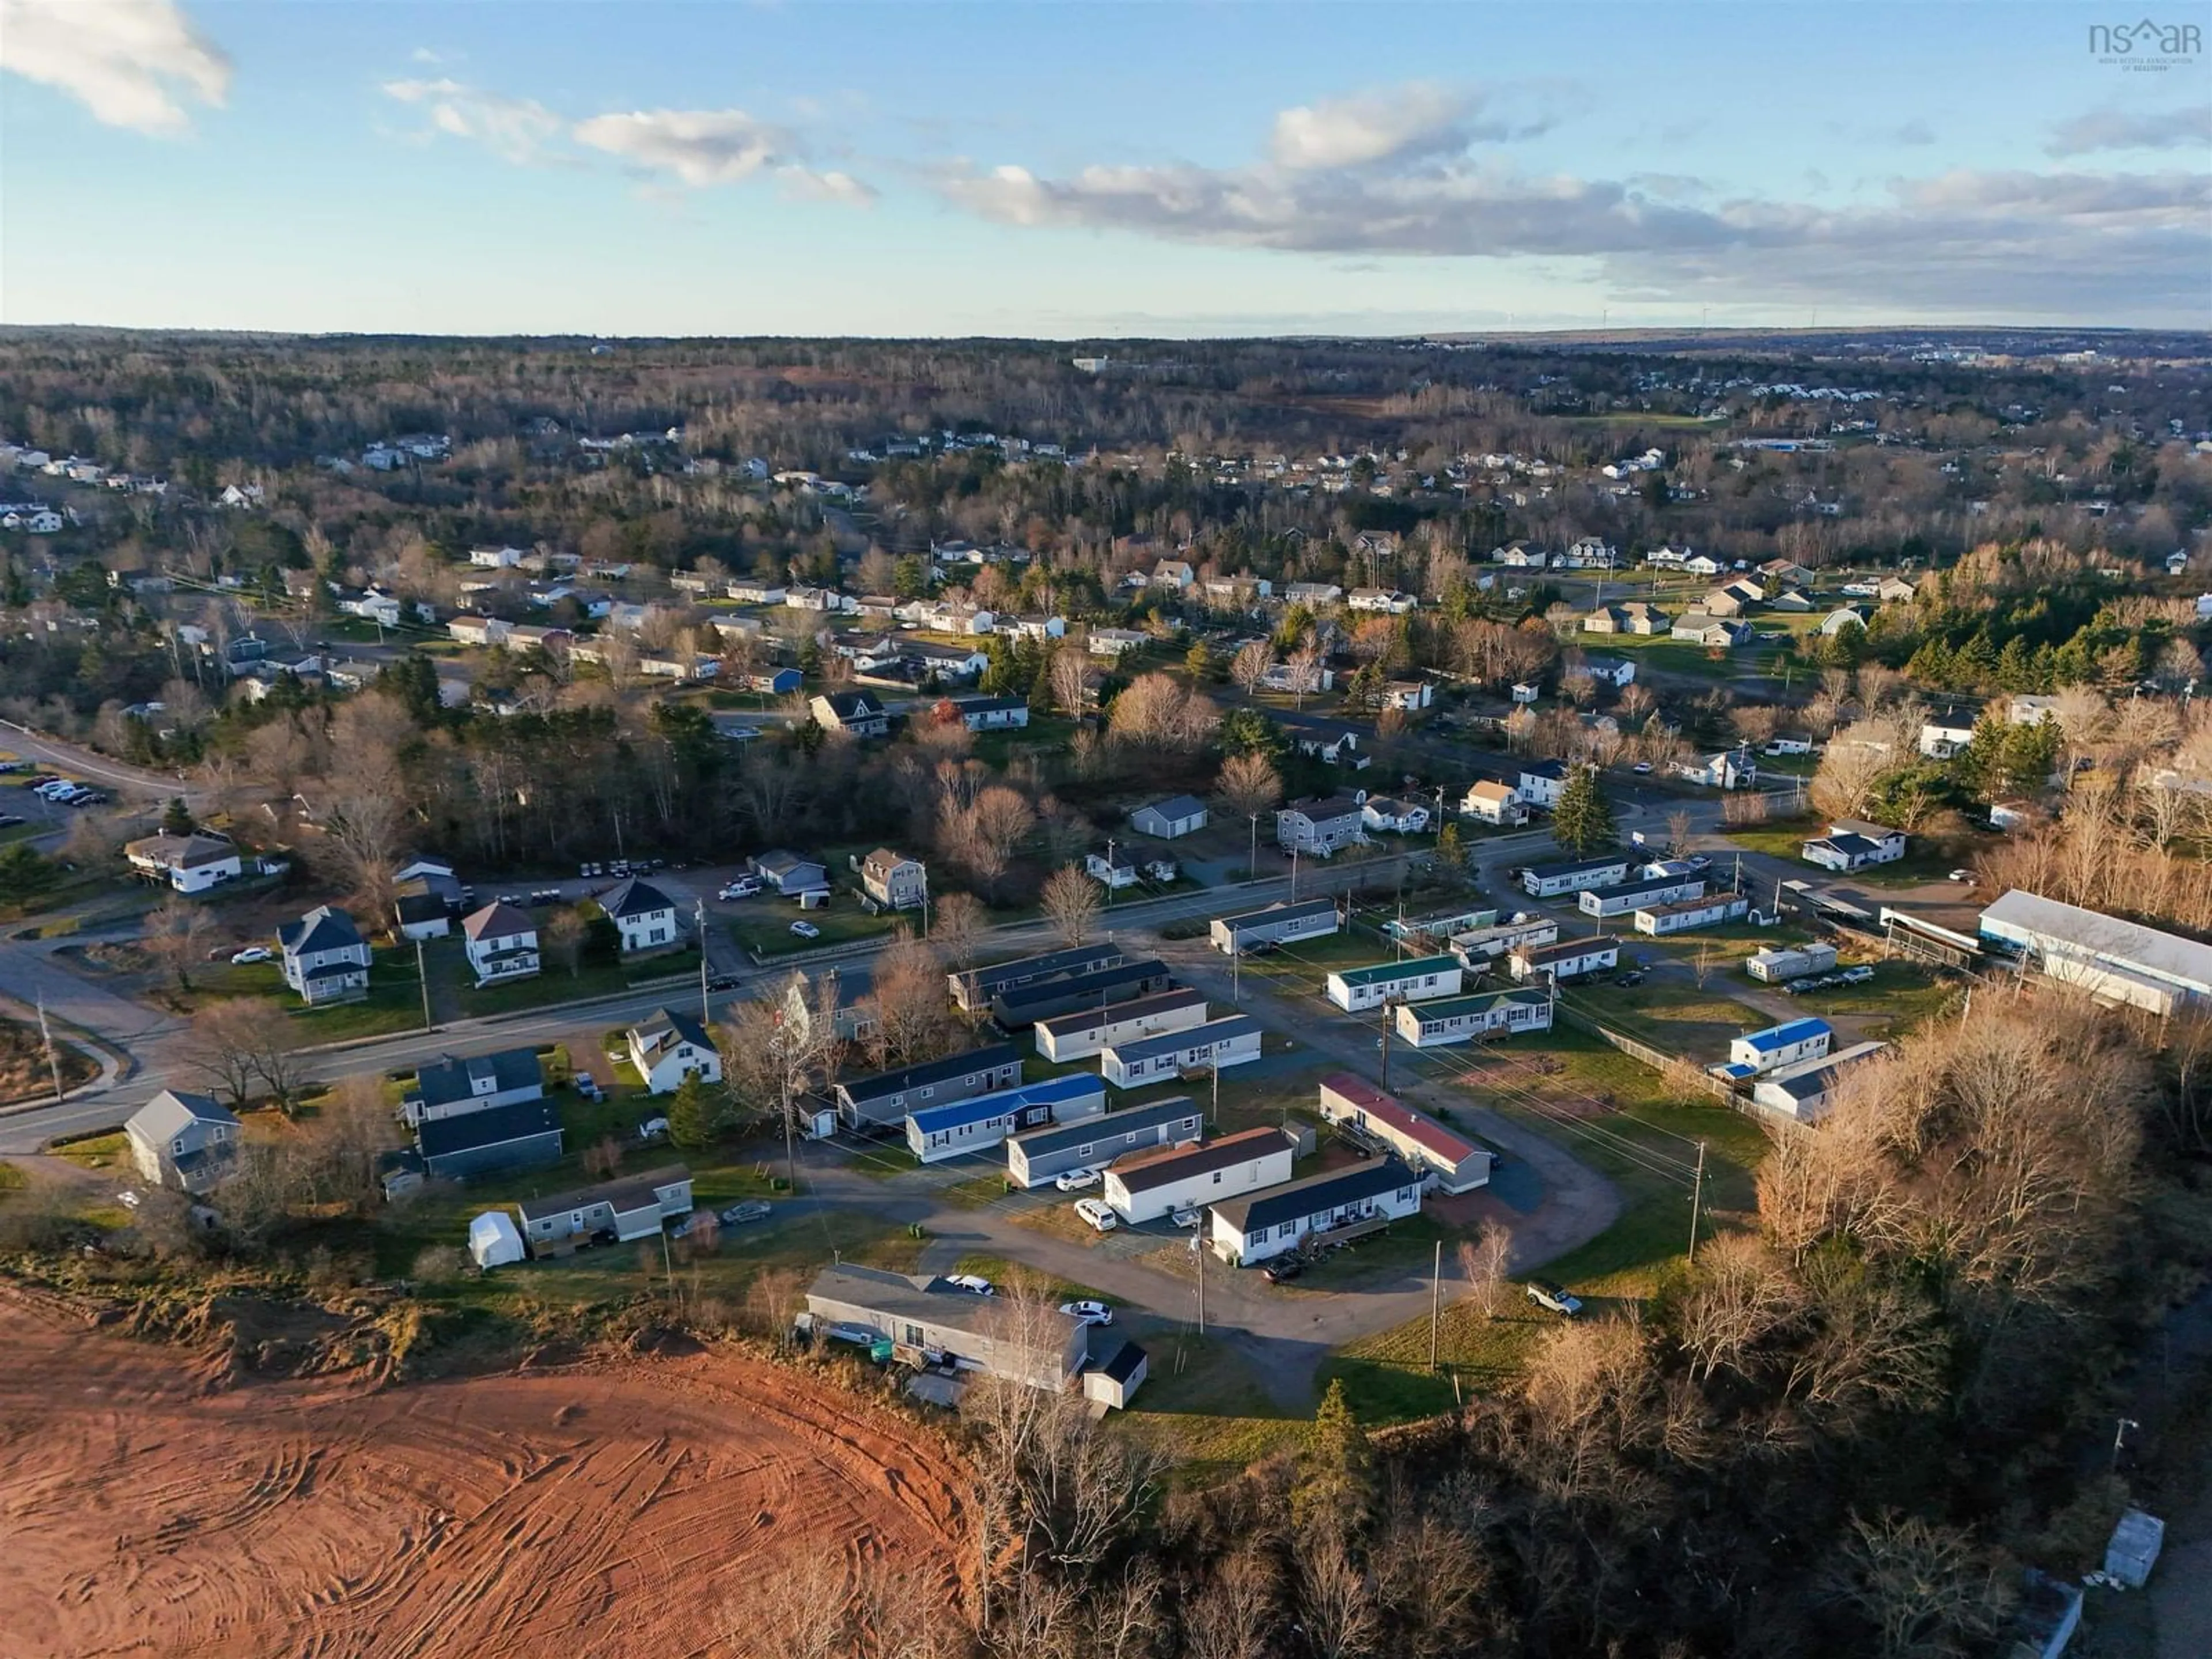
[2047,104,2212,156]
[572,107,800,185]
[381,77,562,165]
[0,0,229,135]
[1269,84,1470,169]
[779,166,877,205]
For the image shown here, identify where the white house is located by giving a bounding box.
[1521,854,1633,898]
[1634,892,1751,935]
[123,831,241,895]
[1085,849,1139,890]
[626,1007,722,1095]
[1517,761,1569,808]
[1461,779,1527,826]
[1919,719,1977,760]
[1382,679,1434,711]
[1359,795,1431,835]
[1131,794,1209,839]
[1210,897,1340,955]
[1749,1041,1890,1122]
[1324,955,1463,1014]
[1033,987,1211,1063]
[1277,797,1368,856]
[600,876,682,953]
[1105,1127,1296,1225]
[1317,1074,1490,1193]
[126,1089,239,1194]
[906,1074,1105,1165]
[1394,987,1553,1047]
[277,904,372,1006]
[1509,935,1621,982]
[1675,748,1759,790]
[1729,1018,1833,1075]
[1207,1157,1424,1265]
[1347,588,1418,615]
[1801,820,1907,872]
[1101,1014,1264,1088]
[462,900,540,987]
[1580,874,1706,918]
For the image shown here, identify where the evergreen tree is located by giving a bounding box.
[1434,820,1468,884]
[1293,1378,1376,1536]
[1551,764,1618,855]
[668,1072,715,1150]
[161,797,195,836]
[1184,639,1214,681]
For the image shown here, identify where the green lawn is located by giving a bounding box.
[52,1130,130,1172]
[457,949,698,1017]
[730,905,902,959]
[1563,979,1776,1055]
[1108,1331,1307,1487]
[290,949,429,1042]
[1784,961,1963,1035]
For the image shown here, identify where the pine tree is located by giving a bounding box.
[1434,820,1468,884]
[1293,1378,1376,1535]
[1551,764,1617,855]
[668,1073,715,1151]
[161,797,195,836]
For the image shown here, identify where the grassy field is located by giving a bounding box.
[1565,978,1775,1054]
[1108,1330,1308,1486]
[456,948,699,1017]
[1784,960,1963,1035]
[730,905,899,959]
[52,1130,130,1172]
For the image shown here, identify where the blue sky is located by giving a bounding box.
[2,1,2207,336]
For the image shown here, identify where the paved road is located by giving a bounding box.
[0,719,195,805]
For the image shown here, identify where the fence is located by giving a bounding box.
[1550,1001,1738,1104]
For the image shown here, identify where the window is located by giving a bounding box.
[1080,1143,1094,1158]
[1211,1171,1222,1184]
[1277,1221,1296,1238]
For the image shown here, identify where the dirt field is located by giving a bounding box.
[0,1296,968,1658]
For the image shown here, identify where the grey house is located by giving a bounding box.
[1130,794,1209,839]
[1209,896,1340,955]
[858,848,927,911]
[1276,797,1367,856]
[517,1165,694,1250]
[834,1041,1024,1129]
[805,1263,1093,1393]
[416,1100,564,1181]
[949,942,1126,1013]
[277,904,371,1005]
[1005,1094,1203,1188]
[405,1047,545,1127]
[751,849,831,896]
[125,1088,240,1194]
[990,959,1173,1029]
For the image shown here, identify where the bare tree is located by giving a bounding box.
[863,930,955,1067]
[932,891,988,972]
[1183,1550,1281,1659]
[543,906,587,977]
[1665,808,1694,859]
[1215,751,1282,821]
[1229,638,1277,698]
[142,895,213,992]
[1296,1527,1381,1659]
[1039,864,1101,947]
[1049,646,1092,721]
[1828,1510,2010,1659]
[1457,1221,1514,1321]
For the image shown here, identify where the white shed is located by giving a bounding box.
[468,1210,525,1270]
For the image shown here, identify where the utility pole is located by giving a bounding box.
[36,993,60,1102]
[1248,810,1259,883]
[1379,999,1395,1090]
[695,899,710,1027]
[415,935,431,1032]
[1427,1238,1443,1372]
[1232,941,1240,1006]
[1687,1140,1707,1263]
[1194,1228,1206,1335]
[1290,846,1300,902]
[1210,1060,1220,1134]
[2111,1416,2139,1474]
[1104,836,1118,908]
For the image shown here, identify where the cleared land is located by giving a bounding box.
[0,1294,967,1658]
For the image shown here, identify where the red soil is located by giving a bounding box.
[0,1298,968,1657]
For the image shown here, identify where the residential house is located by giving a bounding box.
[906,1073,1106,1165]
[857,849,927,912]
[1681,553,1725,578]
[1207,1156,1424,1265]
[1920,719,1977,759]
[1282,581,1344,605]
[1210,897,1340,955]
[1728,1018,1833,1075]
[1767,589,1814,613]
[1317,1074,1490,1194]
[1461,779,1527,826]
[125,1089,240,1194]
[1675,747,1759,789]
[1745,942,1839,983]
[1671,611,1752,648]
[1277,797,1368,856]
[1876,576,1918,604]
[416,1100,564,1182]
[1085,848,1138,890]
[1802,820,1907,871]
[2009,694,2061,726]
[727,578,787,604]
[1760,559,1816,588]
[1819,606,1868,636]
[1517,759,1569,808]
[1006,1095,1204,1188]
[518,1167,694,1251]
[600,876,682,953]
[277,904,372,1006]
[1581,656,1635,688]
[405,1048,544,1126]
[1749,1041,1890,1122]
[1289,722,1367,768]
[626,1007,722,1095]
[1260,658,1336,695]
[1152,559,1196,590]
[1382,679,1434,711]
[810,690,890,738]
[1520,854,1632,898]
[1634,892,1751,934]
[1580,873,1706,919]
[948,694,1029,731]
[948,944,1126,1014]
[835,1041,1026,1130]
[1360,794,1431,835]
[1101,1014,1264,1088]
[741,667,804,695]
[1106,1128,1297,1224]
[461,901,540,987]
[1510,681,1540,706]
[1324,955,1463,1013]
[991,960,1172,1028]
[123,831,241,895]
[1509,935,1622,983]
[1086,627,1150,658]
[1130,795,1209,839]
[1347,588,1418,615]
[749,850,830,898]
[805,1263,1100,1395]
[1032,987,1210,1063]
[1395,986,1553,1048]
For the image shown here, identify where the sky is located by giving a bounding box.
[1,0,2208,338]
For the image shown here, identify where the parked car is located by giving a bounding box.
[1525,1279,1583,1317]
[1631,761,1654,774]
[944,1273,995,1296]
[0,814,24,827]
[1836,965,1876,985]
[229,946,272,964]
[1054,1167,1101,1192]
[637,1116,671,1142]
[719,1200,773,1226]
[1058,1299,1113,1328]
[1073,1197,1118,1233]
[1615,970,1645,987]
[789,920,821,940]
[719,877,762,900]
[1263,1254,1305,1283]
[574,1075,604,1101]
[706,973,741,992]
[1171,1206,1202,1229]
[1948,869,1975,883]
[1685,854,1711,871]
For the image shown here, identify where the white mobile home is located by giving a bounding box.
[806,1264,1094,1395]
[1520,854,1633,899]
[1394,986,1554,1047]
[1745,942,1838,983]
[1323,955,1464,1013]
[1749,1041,1889,1123]
[1728,1018,1832,1075]
[1634,892,1750,934]
[1578,874,1705,919]
[1005,1096,1204,1189]
[1207,1157,1424,1265]
[1451,915,1559,964]
[1317,1074,1491,1194]
[1033,986,1211,1062]
[1104,1127,1297,1224]
[1101,1015,1263,1088]
[1509,935,1620,982]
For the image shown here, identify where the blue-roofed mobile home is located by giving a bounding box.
[906,1073,1107,1165]
[1727,1017,1832,1074]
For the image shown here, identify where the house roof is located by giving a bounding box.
[278,904,363,955]
[127,1088,237,1142]
[1135,794,1208,823]
[416,1100,562,1159]
[516,1164,691,1225]
[1215,896,1338,933]
[1466,780,1517,802]
[600,876,676,920]
[1808,833,1883,858]
[1331,955,1459,990]
[1286,796,1364,823]
[463,900,535,941]
[1591,874,1707,904]
[1007,1094,1200,1161]
[124,832,237,870]
[993,958,1166,1012]
[1740,1018,1831,1052]
[1089,1338,1147,1384]
[752,849,826,880]
[906,1073,1104,1135]
[1034,986,1208,1041]
[1319,1073,1476,1164]
[1112,1127,1290,1194]
[413,1047,543,1108]
[820,690,883,718]
[631,1006,714,1059]
[1980,888,2212,991]
[861,848,921,879]
[1828,819,1903,840]
[1526,853,1630,881]
[1409,988,1550,1020]
[1210,1156,1416,1234]
[1106,1014,1261,1067]
[809,1262,1081,1343]
[1515,935,1620,965]
[839,1041,1020,1105]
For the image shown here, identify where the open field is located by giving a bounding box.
[0,1294,967,1659]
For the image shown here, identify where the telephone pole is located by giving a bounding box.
[415,936,431,1032]
[1427,1239,1443,1372]
[695,899,710,1027]
[1687,1140,1707,1263]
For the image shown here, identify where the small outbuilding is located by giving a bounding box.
[468,1210,526,1270]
